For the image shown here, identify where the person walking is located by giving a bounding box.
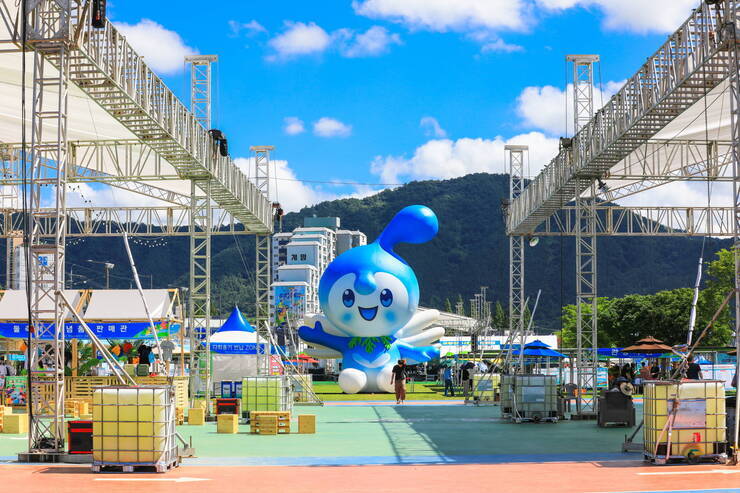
[390,359,407,404]
[685,355,703,380]
[443,366,455,397]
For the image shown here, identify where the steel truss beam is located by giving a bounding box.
[509,4,731,235]
[0,206,244,237]
[537,205,735,236]
[3,6,272,231]
[598,140,733,201]
[0,141,188,204]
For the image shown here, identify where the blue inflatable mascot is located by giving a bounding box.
[298,205,444,393]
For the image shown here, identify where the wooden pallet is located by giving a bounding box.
[92,458,180,473]
[250,411,290,434]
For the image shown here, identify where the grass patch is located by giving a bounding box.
[313,381,461,401]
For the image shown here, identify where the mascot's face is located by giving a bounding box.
[324,271,415,337]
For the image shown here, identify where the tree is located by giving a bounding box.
[493,301,507,331]
[444,298,453,313]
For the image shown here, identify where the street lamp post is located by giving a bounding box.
[87,260,115,289]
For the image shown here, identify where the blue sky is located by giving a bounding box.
[104,0,701,210]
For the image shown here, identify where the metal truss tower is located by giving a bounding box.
[723,0,740,461]
[506,145,527,373]
[186,55,217,408]
[567,54,600,416]
[23,0,74,454]
[251,145,274,373]
[185,55,218,129]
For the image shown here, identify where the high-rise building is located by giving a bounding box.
[270,217,365,328]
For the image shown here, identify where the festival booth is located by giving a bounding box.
[210,307,277,386]
[0,289,186,408]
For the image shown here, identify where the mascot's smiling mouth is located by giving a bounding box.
[358,306,378,321]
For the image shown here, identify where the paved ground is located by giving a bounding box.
[1,402,737,492]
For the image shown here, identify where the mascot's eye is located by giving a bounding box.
[342,289,355,307]
[380,289,393,307]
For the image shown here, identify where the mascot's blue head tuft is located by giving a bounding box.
[318,205,438,337]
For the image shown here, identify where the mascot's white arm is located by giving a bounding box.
[394,309,444,347]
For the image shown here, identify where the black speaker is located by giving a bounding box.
[92,0,106,29]
[68,420,93,455]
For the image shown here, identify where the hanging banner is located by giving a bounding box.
[0,321,180,340]
[209,342,282,355]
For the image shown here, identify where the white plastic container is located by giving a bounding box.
[92,385,178,471]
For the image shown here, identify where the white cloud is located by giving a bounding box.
[267,23,401,61]
[420,116,447,138]
[283,117,306,136]
[228,19,267,37]
[353,0,529,32]
[337,26,402,58]
[266,21,332,61]
[114,19,197,75]
[536,0,697,34]
[370,132,559,184]
[235,158,376,211]
[313,117,352,138]
[516,80,623,135]
[480,38,524,54]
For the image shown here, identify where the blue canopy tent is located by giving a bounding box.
[512,339,566,359]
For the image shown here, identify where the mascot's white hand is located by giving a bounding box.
[395,309,440,339]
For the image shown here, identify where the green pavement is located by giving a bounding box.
[0,404,638,460]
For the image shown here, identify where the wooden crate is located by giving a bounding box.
[175,407,185,425]
[256,415,278,435]
[250,411,290,434]
[298,414,316,434]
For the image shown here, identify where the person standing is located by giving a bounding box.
[461,363,473,403]
[685,355,703,380]
[443,366,455,397]
[390,359,407,405]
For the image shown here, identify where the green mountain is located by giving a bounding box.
[52,173,727,329]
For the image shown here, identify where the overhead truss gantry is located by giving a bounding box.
[506,0,740,441]
[0,0,273,456]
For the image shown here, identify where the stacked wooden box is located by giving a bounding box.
[250,411,290,435]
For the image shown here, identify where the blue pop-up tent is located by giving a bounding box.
[513,339,566,359]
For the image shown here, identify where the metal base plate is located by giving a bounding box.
[17,452,92,464]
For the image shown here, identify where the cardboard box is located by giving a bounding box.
[217,414,239,434]
[298,414,316,434]
[188,407,205,425]
[3,413,28,434]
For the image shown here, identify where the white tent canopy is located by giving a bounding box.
[0,289,81,320]
[83,289,174,320]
